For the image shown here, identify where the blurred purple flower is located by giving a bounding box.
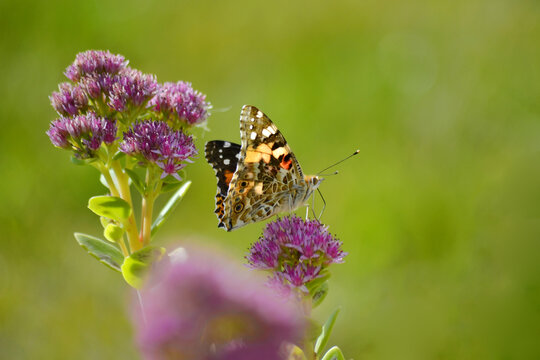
[50,82,88,116]
[120,121,197,180]
[134,249,304,360]
[150,81,211,126]
[108,68,158,112]
[247,215,346,294]
[47,112,116,158]
[64,50,127,82]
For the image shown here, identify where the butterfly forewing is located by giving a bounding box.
[221,105,307,230]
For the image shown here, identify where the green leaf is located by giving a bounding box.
[121,246,166,288]
[125,168,145,194]
[320,346,345,360]
[311,281,329,308]
[314,308,341,356]
[100,216,113,228]
[99,174,108,189]
[151,180,191,236]
[88,195,131,222]
[104,223,124,242]
[71,156,86,166]
[112,151,126,160]
[306,271,331,292]
[74,232,124,272]
[160,181,183,193]
[71,155,96,166]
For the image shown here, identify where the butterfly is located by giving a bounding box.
[205,105,322,231]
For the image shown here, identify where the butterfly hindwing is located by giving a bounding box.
[204,140,241,228]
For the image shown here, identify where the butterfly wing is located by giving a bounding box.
[222,105,307,231]
[205,140,241,229]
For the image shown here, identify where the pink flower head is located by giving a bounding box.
[150,81,211,126]
[47,112,116,158]
[120,121,197,180]
[64,50,127,82]
[108,68,158,112]
[50,82,88,116]
[247,215,346,294]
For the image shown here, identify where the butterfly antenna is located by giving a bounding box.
[317,149,360,175]
[318,170,340,177]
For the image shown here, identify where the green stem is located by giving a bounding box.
[302,296,316,359]
[95,162,130,257]
[97,164,120,198]
[111,160,141,253]
[141,169,161,246]
[117,238,130,257]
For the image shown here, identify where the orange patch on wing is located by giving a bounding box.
[224,170,234,185]
[245,146,271,163]
[280,157,293,170]
[256,144,272,163]
[244,149,261,163]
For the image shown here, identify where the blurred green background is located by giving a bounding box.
[1,0,539,358]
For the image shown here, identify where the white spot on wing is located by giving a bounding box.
[224,142,231,148]
[256,111,263,118]
[224,159,230,165]
[250,132,257,140]
[262,128,271,137]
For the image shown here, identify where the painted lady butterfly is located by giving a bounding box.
[205,105,322,231]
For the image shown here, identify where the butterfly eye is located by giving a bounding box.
[234,203,244,212]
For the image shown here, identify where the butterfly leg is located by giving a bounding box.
[317,188,326,221]
[289,194,294,216]
[308,195,317,219]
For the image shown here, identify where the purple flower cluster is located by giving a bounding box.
[150,81,211,126]
[47,112,116,158]
[247,216,347,294]
[64,50,127,82]
[108,69,158,112]
[57,50,158,114]
[134,249,304,360]
[120,121,197,180]
[48,50,209,176]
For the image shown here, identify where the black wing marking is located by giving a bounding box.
[205,140,241,227]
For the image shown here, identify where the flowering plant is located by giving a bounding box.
[47,50,210,286]
[48,50,347,359]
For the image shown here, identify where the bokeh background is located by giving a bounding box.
[1,0,539,358]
